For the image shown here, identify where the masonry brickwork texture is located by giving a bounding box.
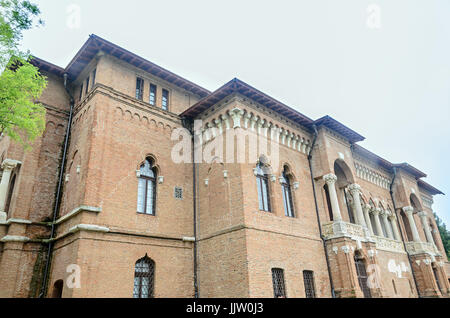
[0,35,448,298]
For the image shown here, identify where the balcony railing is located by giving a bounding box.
[374,236,405,253]
[322,221,366,240]
[322,221,405,254]
[405,241,440,256]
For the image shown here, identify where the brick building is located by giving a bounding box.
[0,34,448,298]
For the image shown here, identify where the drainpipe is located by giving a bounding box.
[307,125,336,298]
[182,117,199,298]
[39,73,74,298]
[389,167,421,298]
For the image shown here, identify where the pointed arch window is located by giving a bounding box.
[137,158,157,215]
[133,255,155,298]
[255,162,271,212]
[280,166,294,217]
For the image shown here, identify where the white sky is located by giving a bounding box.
[21,0,450,226]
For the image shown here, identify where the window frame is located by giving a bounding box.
[133,256,155,298]
[136,77,144,100]
[137,159,157,216]
[303,270,316,298]
[162,88,169,110]
[149,83,157,106]
[271,268,287,298]
[280,167,295,218]
[256,164,271,212]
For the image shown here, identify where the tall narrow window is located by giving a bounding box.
[85,77,90,95]
[432,266,442,294]
[133,255,154,298]
[271,268,286,298]
[354,255,371,298]
[136,77,144,100]
[137,158,157,215]
[92,68,96,86]
[5,174,16,217]
[280,166,294,217]
[79,83,83,101]
[149,84,157,106]
[303,270,316,298]
[255,163,271,212]
[344,189,355,224]
[162,89,169,110]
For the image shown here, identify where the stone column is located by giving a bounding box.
[403,206,421,242]
[363,204,374,235]
[382,211,394,239]
[347,184,367,227]
[323,173,342,221]
[0,159,20,215]
[418,211,434,244]
[372,208,384,237]
[389,214,401,241]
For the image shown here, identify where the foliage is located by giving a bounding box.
[434,212,450,259]
[0,0,46,147]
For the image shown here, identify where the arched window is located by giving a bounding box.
[280,166,294,217]
[51,280,63,298]
[137,158,157,215]
[255,162,271,212]
[133,255,155,298]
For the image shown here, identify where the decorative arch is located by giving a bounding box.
[409,193,423,212]
[334,159,355,185]
[334,159,356,224]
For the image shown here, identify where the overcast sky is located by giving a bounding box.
[21,0,450,225]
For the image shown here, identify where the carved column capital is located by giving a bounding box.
[348,183,361,195]
[417,211,428,218]
[323,173,337,185]
[402,206,414,216]
[1,159,21,171]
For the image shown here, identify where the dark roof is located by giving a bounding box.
[417,179,444,196]
[353,144,428,179]
[31,34,210,98]
[30,57,65,78]
[394,163,427,179]
[315,116,365,143]
[181,78,314,127]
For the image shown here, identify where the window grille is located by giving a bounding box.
[133,255,154,298]
[354,256,371,298]
[174,187,183,199]
[271,268,286,298]
[303,270,316,298]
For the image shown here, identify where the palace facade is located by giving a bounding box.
[0,35,448,298]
